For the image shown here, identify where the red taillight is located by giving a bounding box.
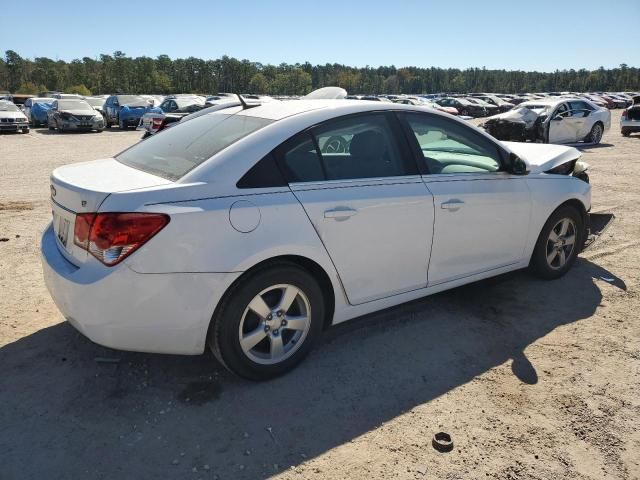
[74,213,97,249]
[74,212,169,266]
[151,117,164,130]
[621,110,628,119]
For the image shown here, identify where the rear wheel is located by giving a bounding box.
[530,205,583,279]
[621,128,630,137]
[209,262,325,380]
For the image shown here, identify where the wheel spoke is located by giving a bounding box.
[558,249,567,266]
[277,285,300,314]
[270,335,284,359]
[548,230,559,242]
[547,250,558,265]
[559,219,570,236]
[240,328,267,353]
[248,295,271,319]
[564,234,576,246]
[284,315,308,331]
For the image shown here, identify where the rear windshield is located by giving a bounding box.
[116,113,273,180]
[117,95,147,105]
[84,97,105,107]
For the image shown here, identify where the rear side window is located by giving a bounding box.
[237,153,286,188]
[278,134,325,183]
[276,113,415,183]
[311,113,412,180]
[116,113,273,181]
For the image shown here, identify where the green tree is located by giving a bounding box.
[65,84,92,96]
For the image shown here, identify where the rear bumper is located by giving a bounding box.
[41,224,240,355]
[621,120,640,132]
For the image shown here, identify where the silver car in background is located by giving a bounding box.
[47,99,105,132]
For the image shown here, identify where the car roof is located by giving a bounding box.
[230,99,461,121]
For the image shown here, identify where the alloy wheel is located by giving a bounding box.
[590,124,603,143]
[238,284,311,365]
[545,218,577,270]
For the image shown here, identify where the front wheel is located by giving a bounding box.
[530,205,583,280]
[209,262,325,380]
[586,122,603,144]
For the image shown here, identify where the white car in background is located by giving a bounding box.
[42,100,592,380]
[483,97,611,144]
[0,100,29,133]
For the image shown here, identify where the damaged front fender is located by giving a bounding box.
[481,107,549,142]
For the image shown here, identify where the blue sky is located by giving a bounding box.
[1,0,638,71]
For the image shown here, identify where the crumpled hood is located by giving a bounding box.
[502,141,582,174]
[485,107,539,126]
[0,110,27,119]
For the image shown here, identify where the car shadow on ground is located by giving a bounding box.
[0,258,625,479]
[574,142,615,150]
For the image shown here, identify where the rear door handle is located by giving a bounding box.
[441,199,464,211]
[324,207,358,220]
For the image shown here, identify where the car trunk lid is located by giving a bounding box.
[50,158,172,265]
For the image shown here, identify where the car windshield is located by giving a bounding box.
[116,113,273,180]
[84,98,105,107]
[0,102,20,112]
[117,95,147,105]
[58,100,93,110]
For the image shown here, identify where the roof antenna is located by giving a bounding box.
[236,93,258,110]
[236,93,249,109]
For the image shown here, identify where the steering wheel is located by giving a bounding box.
[322,135,348,154]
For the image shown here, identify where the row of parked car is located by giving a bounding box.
[1,88,638,144]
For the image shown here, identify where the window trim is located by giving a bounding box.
[395,110,510,175]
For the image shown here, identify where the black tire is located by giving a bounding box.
[209,262,325,380]
[585,122,603,144]
[104,115,111,128]
[530,205,584,280]
[621,129,630,137]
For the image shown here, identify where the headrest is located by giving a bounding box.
[349,130,385,159]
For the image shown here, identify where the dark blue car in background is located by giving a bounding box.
[103,94,152,129]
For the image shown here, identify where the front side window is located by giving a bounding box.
[117,113,273,180]
[399,112,503,174]
[554,103,570,118]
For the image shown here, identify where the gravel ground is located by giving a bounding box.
[0,118,638,480]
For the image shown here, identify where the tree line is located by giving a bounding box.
[1,50,638,96]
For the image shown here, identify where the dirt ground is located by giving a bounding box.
[0,116,638,480]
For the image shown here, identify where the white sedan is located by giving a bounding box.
[482,97,611,145]
[42,100,592,380]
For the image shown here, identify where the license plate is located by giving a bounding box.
[79,123,91,127]
[56,215,71,248]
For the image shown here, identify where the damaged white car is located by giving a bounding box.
[481,98,610,145]
[42,100,592,380]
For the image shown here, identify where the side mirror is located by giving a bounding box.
[509,153,528,175]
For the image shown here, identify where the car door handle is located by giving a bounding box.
[441,199,464,211]
[324,207,358,219]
